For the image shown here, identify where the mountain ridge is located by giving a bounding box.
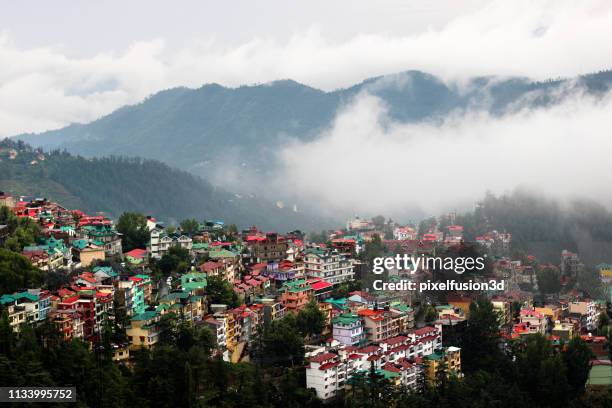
[13,69,612,194]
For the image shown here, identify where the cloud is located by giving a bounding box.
[276,88,612,218]
[2,0,612,137]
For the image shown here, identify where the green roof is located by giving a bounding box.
[425,352,444,361]
[587,365,612,386]
[182,272,207,281]
[93,266,118,277]
[183,282,207,291]
[391,302,413,313]
[161,291,190,302]
[72,239,88,250]
[131,311,159,321]
[304,248,326,256]
[326,298,348,310]
[381,370,400,379]
[282,279,312,293]
[332,313,361,326]
[0,294,15,305]
[1,292,39,305]
[15,292,38,302]
[208,249,238,259]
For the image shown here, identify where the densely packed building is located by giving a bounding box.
[0,195,610,400]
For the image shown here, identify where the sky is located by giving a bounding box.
[2,0,612,137]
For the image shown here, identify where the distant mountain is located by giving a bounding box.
[16,70,612,192]
[0,139,332,231]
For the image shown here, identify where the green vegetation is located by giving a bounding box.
[17,70,612,192]
[0,248,43,293]
[456,190,612,264]
[116,212,150,252]
[0,205,41,252]
[156,246,191,277]
[0,139,330,231]
[205,276,240,308]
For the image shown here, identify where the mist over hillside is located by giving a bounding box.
[0,139,332,231]
[15,70,612,187]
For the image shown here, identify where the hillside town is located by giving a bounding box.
[0,192,611,405]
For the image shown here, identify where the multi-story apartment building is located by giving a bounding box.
[304,248,354,285]
[117,278,146,316]
[150,228,193,259]
[280,279,313,313]
[203,315,228,351]
[306,327,448,400]
[568,300,599,330]
[332,313,366,346]
[0,291,40,331]
[561,250,580,278]
[79,224,122,256]
[518,308,548,335]
[50,310,84,341]
[358,307,413,343]
[424,346,462,384]
[259,298,286,324]
[244,232,288,263]
[126,311,162,349]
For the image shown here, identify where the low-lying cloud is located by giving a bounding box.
[276,88,612,218]
[2,0,612,137]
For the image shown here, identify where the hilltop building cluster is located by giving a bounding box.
[0,197,611,396]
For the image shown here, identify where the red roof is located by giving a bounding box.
[125,248,147,259]
[384,335,409,346]
[319,361,340,371]
[58,288,76,298]
[359,345,380,354]
[310,280,333,291]
[414,326,436,336]
[199,261,224,272]
[383,363,402,373]
[309,352,337,363]
[358,309,384,317]
[77,273,97,284]
[60,295,80,305]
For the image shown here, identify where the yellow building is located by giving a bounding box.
[424,346,462,384]
[73,244,106,267]
[552,321,574,341]
[535,305,561,322]
[126,311,161,349]
[448,297,472,318]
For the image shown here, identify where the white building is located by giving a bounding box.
[393,226,417,241]
[150,229,193,259]
[519,309,548,334]
[568,300,599,331]
[306,326,444,400]
[304,248,354,285]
